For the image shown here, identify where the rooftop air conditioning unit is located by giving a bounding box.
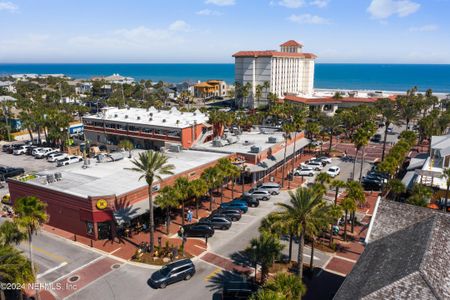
[162,119,166,123]
[250,146,261,153]
[212,140,224,147]
[150,113,153,117]
[125,115,128,119]
[114,114,118,118]
[149,117,153,121]
[54,172,62,181]
[137,116,141,120]
[193,112,197,116]
[46,174,55,184]
[268,137,277,143]
[169,144,182,153]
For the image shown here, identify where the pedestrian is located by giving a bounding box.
[187,209,193,222]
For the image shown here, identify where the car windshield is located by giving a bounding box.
[160,266,171,276]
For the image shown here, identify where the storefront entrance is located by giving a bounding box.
[98,221,112,240]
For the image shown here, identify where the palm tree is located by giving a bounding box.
[174,177,190,226]
[246,232,284,283]
[0,221,25,247]
[262,272,306,300]
[201,167,221,211]
[0,245,35,300]
[118,139,134,158]
[376,98,399,161]
[407,184,432,207]
[255,84,263,108]
[330,180,346,206]
[13,196,48,300]
[346,181,365,233]
[387,179,406,201]
[260,212,296,262]
[216,158,234,204]
[340,197,356,241]
[443,168,450,213]
[358,122,377,182]
[321,115,342,154]
[276,187,329,279]
[250,289,285,300]
[127,151,175,252]
[267,92,278,110]
[316,172,332,187]
[155,186,180,235]
[188,179,208,219]
[281,123,295,188]
[351,127,369,181]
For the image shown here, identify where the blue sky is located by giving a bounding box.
[0,0,449,63]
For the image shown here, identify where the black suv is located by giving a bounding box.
[211,208,242,221]
[222,281,259,299]
[199,215,232,230]
[178,224,214,238]
[0,167,25,181]
[234,195,260,208]
[149,259,195,289]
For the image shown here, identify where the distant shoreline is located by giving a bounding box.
[1,63,449,93]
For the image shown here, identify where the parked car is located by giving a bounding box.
[371,134,382,143]
[7,144,23,154]
[316,156,332,165]
[199,215,232,230]
[47,152,68,162]
[233,195,259,207]
[31,147,44,156]
[211,208,242,221]
[34,148,55,159]
[364,173,387,183]
[256,182,281,195]
[0,167,25,181]
[26,145,39,155]
[220,200,248,213]
[311,140,322,147]
[222,281,259,300]
[305,161,323,171]
[13,145,30,155]
[362,178,382,191]
[178,224,214,238]
[57,155,83,167]
[243,188,271,201]
[386,127,394,134]
[327,166,341,178]
[149,259,195,289]
[2,144,11,152]
[294,167,315,177]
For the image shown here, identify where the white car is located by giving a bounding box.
[317,156,332,165]
[244,189,271,201]
[13,145,30,155]
[47,152,68,162]
[32,147,44,156]
[57,155,83,166]
[294,167,315,177]
[305,161,323,171]
[34,148,55,159]
[327,166,341,178]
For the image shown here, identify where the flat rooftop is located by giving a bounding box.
[21,149,228,198]
[83,106,208,129]
[194,129,288,155]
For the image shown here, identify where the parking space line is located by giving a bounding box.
[204,267,222,282]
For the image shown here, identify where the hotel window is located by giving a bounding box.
[142,127,152,134]
[86,221,94,236]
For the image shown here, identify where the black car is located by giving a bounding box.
[7,144,24,154]
[199,215,232,230]
[222,281,259,300]
[26,145,39,155]
[0,167,25,181]
[211,208,242,221]
[371,134,382,143]
[178,224,214,238]
[149,259,195,289]
[2,144,12,152]
[234,195,260,208]
[362,178,382,191]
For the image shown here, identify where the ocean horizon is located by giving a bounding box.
[1,63,449,93]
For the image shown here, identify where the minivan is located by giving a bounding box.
[149,259,196,289]
[256,182,281,195]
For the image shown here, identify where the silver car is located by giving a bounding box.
[244,188,271,201]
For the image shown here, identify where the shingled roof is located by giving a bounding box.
[334,200,450,300]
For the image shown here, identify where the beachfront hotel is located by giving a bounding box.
[233,40,317,108]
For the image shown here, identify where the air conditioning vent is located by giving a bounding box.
[149,117,153,121]
[114,114,118,118]
[137,116,141,120]
[162,119,166,123]
[125,115,128,119]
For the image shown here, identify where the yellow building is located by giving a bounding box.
[194,80,227,98]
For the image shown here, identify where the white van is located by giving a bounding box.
[257,182,281,195]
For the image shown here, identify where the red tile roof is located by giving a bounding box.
[283,94,389,105]
[232,51,317,59]
[280,40,303,47]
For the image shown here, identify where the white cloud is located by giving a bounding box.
[367,0,420,19]
[310,0,329,8]
[0,1,18,12]
[168,20,191,32]
[409,24,439,32]
[278,0,305,8]
[196,9,222,16]
[288,14,330,24]
[205,0,235,6]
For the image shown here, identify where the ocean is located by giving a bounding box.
[1,63,449,93]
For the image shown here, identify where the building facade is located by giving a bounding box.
[233,40,316,108]
[194,80,227,98]
[83,107,209,150]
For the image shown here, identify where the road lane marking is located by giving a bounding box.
[37,262,68,279]
[204,267,222,282]
[32,245,66,262]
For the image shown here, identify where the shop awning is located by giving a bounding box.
[247,138,310,172]
[113,199,151,225]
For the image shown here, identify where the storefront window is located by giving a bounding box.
[86,222,94,235]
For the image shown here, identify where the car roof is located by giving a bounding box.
[165,258,193,268]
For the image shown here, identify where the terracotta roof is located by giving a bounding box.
[283,94,384,105]
[194,82,214,88]
[232,51,316,59]
[280,40,303,47]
